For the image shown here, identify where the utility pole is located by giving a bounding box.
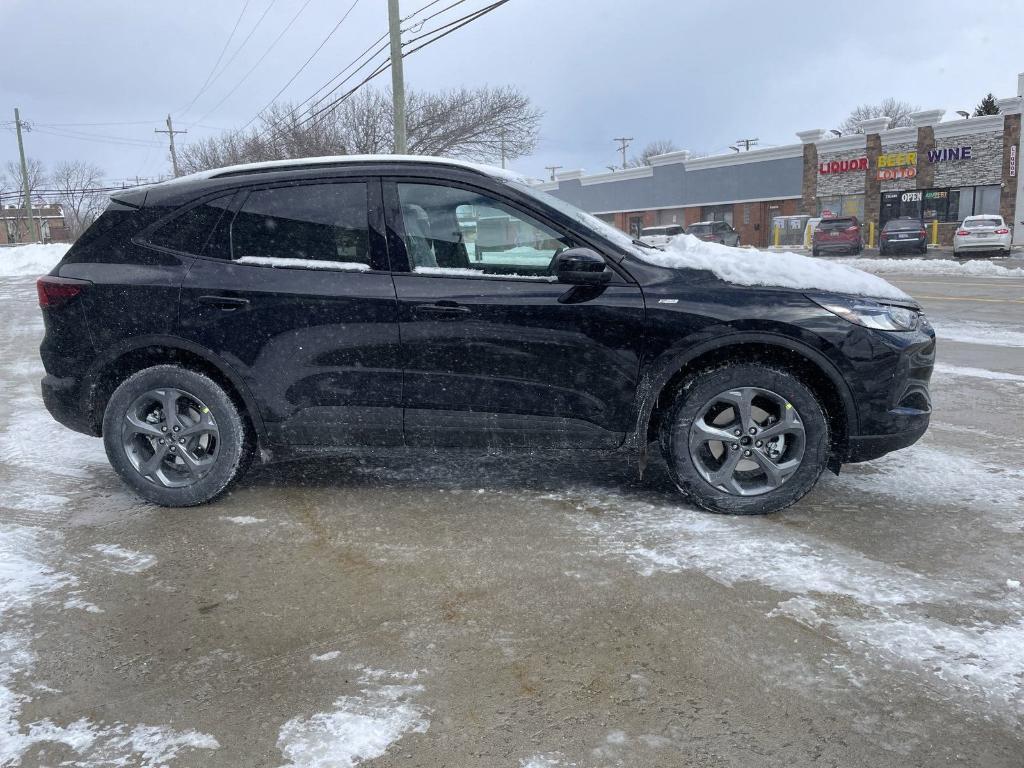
[387,0,407,154]
[499,128,506,169]
[14,108,37,243]
[544,165,562,181]
[613,136,633,169]
[155,114,187,177]
[735,137,759,151]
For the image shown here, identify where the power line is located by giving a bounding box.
[177,0,252,117]
[303,0,510,128]
[190,0,314,126]
[295,0,472,117]
[240,0,361,131]
[175,0,278,117]
[30,126,160,149]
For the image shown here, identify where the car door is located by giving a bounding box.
[176,176,403,447]
[382,177,646,450]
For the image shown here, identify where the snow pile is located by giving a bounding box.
[836,257,1024,278]
[645,235,910,301]
[0,243,70,277]
[236,256,370,271]
[277,668,428,768]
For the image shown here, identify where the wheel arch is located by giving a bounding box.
[81,335,266,444]
[633,333,857,470]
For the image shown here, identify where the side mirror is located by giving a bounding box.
[553,247,611,285]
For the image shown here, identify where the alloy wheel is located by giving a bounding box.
[687,386,806,496]
[121,387,220,488]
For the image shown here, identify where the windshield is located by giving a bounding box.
[687,223,714,235]
[505,180,650,256]
[884,218,922,231]
[818,218,855,231]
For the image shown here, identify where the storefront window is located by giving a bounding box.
[818,195,864,221]
[701,204,733,225]
[922,189,949,223]
[976,185,1000,216]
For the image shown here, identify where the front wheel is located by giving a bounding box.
[102,365,253,506]
[659,364,830,514]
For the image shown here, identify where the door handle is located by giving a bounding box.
[197,295,250,310]
[414,302,470,315]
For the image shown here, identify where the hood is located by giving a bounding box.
[636,234,912,303]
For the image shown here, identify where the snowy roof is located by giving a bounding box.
[164,155,529,186]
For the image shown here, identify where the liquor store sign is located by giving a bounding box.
[876,151,917,180]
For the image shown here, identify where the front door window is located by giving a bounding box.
[395,182,575,278]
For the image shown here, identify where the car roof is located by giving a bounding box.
[179,154,528,184]
[113,154,533,208]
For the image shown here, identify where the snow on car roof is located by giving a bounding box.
[163,155,530,185]
[639,234,912,302]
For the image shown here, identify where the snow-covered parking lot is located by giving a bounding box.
[1,247,1023,767]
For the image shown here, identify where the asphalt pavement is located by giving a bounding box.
[1,262,1022,767]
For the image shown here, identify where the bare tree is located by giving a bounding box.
[839,98,920,133]
[4,158,46,208]
[626,139,680,167]
[179,85,542,173]
[51,161,107,240]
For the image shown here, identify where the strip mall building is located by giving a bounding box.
[540,75,1024,248]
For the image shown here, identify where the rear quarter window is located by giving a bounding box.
[146,195,234,255]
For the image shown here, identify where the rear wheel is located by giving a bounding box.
[659,364,830,514]
[102,365,253,506]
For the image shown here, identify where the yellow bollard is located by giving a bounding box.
[868,221,876,249]
[931,219,939,246]
[773,224,780,248]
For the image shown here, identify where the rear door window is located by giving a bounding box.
[231,183,371,270]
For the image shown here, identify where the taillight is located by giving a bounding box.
[994,228,1010,234]
[37,275,89,309]
[956,229,969,236]
[919,229,927,237]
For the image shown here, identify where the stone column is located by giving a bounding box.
[859,117,890,233]
[910,109,944,190]
[996,97,1022,228]
[796,129,826,216]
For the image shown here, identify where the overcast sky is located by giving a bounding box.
[2,0,1021,186]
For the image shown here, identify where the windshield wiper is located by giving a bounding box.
[631,238,658,249]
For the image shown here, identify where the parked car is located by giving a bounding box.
[879,217,928,255]
[38,156,933,515]
[953,215,1012,258]
[687,220,740,246]
[811,216,863,257]
[639,224,684,247]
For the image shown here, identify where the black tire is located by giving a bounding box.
[659,364,830,515]
[102,365,253,506]
[879,246,888,256]
[811,247,820,258]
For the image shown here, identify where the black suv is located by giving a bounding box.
[38,157,934,514]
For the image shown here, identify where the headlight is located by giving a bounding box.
[810,295,920,332]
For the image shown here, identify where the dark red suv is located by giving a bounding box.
[812,216,863,256]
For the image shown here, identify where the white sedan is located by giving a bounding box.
[953,215,1012,257]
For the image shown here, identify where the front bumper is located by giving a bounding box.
[845,418,929,462]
